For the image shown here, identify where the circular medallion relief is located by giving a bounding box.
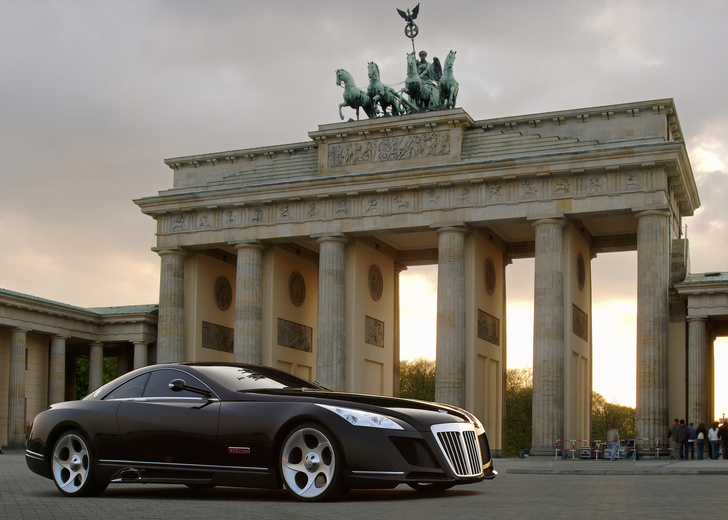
[214,276,232,311]
[484,258,496,295]
[289,271,306,307]
[369,265,383,301]
[577,252,586,291]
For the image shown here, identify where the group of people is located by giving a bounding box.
[670,418,728,460]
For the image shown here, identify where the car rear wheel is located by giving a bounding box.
[280,422,346,501]
[51,430,108,497]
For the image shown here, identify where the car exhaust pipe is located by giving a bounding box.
[111,468,142,482]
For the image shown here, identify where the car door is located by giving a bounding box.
[114,368,220,466]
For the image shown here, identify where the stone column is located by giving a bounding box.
[687,317,708,426]
[393,263,406,397]
[435,226,467,407]
[8,328,28,448]
[156,248,186,363]
[88,341,104,392]
[233,242,265,364]
[635,210,670,444]
[531,218,566,455]
[133,341,149,369]
[49,335,67,405]
[316,235,348,391]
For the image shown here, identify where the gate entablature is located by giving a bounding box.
[137,100,698,258]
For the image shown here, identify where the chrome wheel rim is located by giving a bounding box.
[281,427,335,499]
[52,433,90,495]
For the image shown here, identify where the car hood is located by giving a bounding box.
[237,388,477,428]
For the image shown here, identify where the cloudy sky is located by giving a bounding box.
[2,1,727,416]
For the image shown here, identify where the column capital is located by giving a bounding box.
[531,217,567,229]
[431,223,468,235]
[152,247,187,257]
[686,316,708,323]
[230,240,266,251]
[314,233,348,245]
[634,209,671,220]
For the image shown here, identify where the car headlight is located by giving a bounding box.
[317,404,404,430]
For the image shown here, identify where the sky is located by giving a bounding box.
[1,1,727,417]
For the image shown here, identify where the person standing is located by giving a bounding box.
[708,422,720,460]
[669,418,679,458]
[675,420,690,460]
[688,423,697,459]
[719,421,728,460]
[696,423,708,460]
[606,424,620,461]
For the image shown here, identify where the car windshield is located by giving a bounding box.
[194,365,321,392]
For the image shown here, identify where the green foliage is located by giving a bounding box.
[505,367,533,456]
[399,357,436,401]
[591,391,636,441]
[504,368,637,455]
[74,357,119,400]
[397,361,637,455]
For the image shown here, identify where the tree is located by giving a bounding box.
[74,357,119,400]
[504,369,636,455]
[591,391,636,441]
[399,357,436,401]
[505,367,533,456]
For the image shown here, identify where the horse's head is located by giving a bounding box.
[406,52,419,75]
[367,61,380,80]
[336,68,352,87]
[444,50,457,69]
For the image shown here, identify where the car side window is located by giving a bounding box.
[143,369,210,398]
[105,374,149,400]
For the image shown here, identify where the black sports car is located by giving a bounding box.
[26,362,497,501]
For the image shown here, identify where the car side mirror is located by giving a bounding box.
[169,379,187,392]
[169,378,213,398]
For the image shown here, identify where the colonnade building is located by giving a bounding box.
[3,99,725,456]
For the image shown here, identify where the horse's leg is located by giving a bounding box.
[339,102,346,120]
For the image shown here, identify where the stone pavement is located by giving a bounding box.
[2,449,727,519]
[501,453,728,475]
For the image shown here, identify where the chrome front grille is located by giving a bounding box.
[431,423,483,477]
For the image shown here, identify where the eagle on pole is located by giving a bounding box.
[397,4,420,52]
[397,3,419,23]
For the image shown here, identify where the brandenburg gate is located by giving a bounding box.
[135,99,700,455]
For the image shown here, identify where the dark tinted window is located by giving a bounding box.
[193,365,319,392]
[144,369,212,398]
[105,373,149,400]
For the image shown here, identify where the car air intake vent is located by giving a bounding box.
[431,423,483,478]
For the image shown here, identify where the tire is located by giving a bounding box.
[280,422,346,501]
[407,481,455,493]
[51,430,108,497]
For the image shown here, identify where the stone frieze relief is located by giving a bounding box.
[327,131,450,168]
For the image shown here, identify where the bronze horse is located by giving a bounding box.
[336,68,375,120]
[403,51,440,112]
[367,62,403,117]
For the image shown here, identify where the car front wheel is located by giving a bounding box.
[280,422,346,501]
[51,430,108,497]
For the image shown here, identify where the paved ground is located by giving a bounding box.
[2,449,726,519]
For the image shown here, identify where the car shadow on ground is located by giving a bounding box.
[33,485,481,503]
